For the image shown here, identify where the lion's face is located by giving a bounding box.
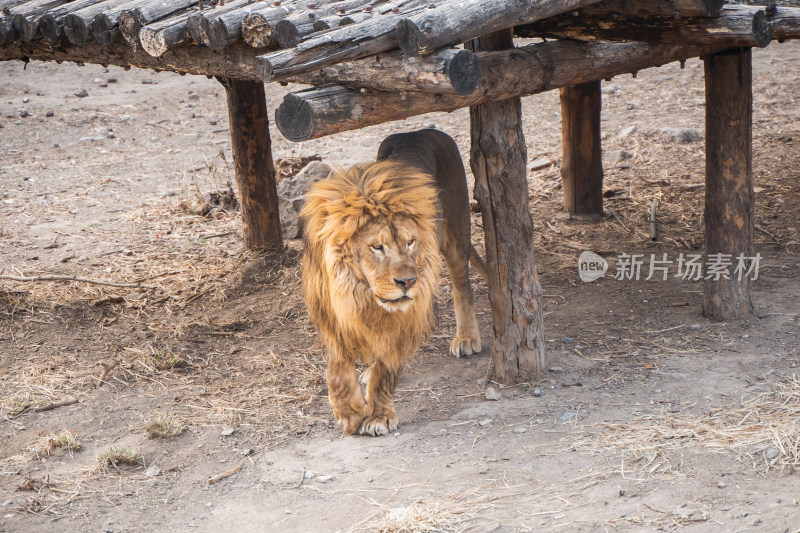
[350,215,422,314]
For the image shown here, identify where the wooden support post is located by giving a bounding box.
[467,29,545,384]
[220,78,283,251]
[703,48,754,319]
[560,80,604,217]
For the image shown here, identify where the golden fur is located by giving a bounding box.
[301,162,442,435]
[301,129,483,437]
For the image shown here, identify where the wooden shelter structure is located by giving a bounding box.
[1,0,799,383]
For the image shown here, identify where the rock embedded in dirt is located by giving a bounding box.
[74,89,89,98]
[764,448,780,460]
[146,465,161,477]
[559,412,575,422]
[618,125,638,137]
[277,160,331,240]
[656,127,701,144]
[484,387,500,401]
[315,475,332,483]
[531,387,543,397]
[479,418,493,427]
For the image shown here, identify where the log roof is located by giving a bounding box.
[0,0,799,141]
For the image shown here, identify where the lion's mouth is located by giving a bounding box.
[378,295,412,304]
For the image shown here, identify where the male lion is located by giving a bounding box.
[301,129,483,436]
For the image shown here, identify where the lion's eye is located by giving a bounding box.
[407,239,415,248]
[371,244,384,253]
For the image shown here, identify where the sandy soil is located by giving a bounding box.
[1,41,800,532]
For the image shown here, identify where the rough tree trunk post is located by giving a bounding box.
[703,47,754,319]
[220,78,283,250]
[467,29,545,384]
[560,80,604,217]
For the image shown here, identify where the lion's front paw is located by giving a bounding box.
[333,405,371,435]
[450,333,481,358]
[358,412,398,437]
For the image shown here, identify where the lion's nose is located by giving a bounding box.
[393,276,417,291]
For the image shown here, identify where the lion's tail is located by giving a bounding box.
[469,246,489,282]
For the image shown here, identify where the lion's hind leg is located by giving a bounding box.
[442,235,482,358]
[327,359,373,435]
[359,361,401,436]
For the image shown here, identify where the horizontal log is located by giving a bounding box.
[260,1,431,80]
[287,47,481,95]
[139,10,195,57]
[10,0,70,42]
[92,0,141,46]
[274,37,773,141]
[272,0,392,47]
[0,39,271,81]
[396,0,602,57]
[771,5,800,42]
[119,0,197,47]
[206,1,276,50]
[38,0,104,43]
[516,5,776,48]
[64,0,134,46]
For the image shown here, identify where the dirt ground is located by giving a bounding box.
[1,40,800,533]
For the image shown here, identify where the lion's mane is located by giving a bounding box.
[300,161,441,371]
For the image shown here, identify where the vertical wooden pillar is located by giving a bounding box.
[703,48,754,319]
[560,80,604,217]
[467,30,545,384]
[220,78,283,250]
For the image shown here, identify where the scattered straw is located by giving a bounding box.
[572,374,800,472]
[29,429,80,456]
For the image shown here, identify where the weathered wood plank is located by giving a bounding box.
[187,0,249,50]
[396,0,602,57]
[287,47,481,95]
[588,0,723,17]
[92,0,141,46]
[703,47,754,319]
[467,29,545,384]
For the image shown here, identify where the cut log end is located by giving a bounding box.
[275,93,313,142]
[447,49,482,95]
[38,15,60,44]
[752,9,775,48]
[119,11,144,47]
[274,19,299,48]
[64,14,90,47]
[242,13,275,48]
[14,14,39,42]
[396,18,422,56]
[139,28,168,57]
[0,18,16,46]
[93,14,117,47]
[207,21,230,51]
[695,0,725,17]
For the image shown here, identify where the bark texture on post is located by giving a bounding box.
[221,78,283,251]
[560,80,604,217]
[703,47,754,319]
[467,30,545,384]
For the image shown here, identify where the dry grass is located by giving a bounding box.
[355,502,468,533]
[151,351,185,370]
[97,446,141,469]
[29,429,80,455]
[146,413,187,439]
[572,374,800,473]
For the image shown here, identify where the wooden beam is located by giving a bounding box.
[92,0,142,47]
[560,81,604,217]
[396,0,602,57]
[38,0,100,44]
[288,47,482,95]
[703,47,754,319]
[467,29,545,384]
[0,15,15,46]
[10,0,71,42]
[516,5,775,48]
[138,10,195,58]
[187,0,251,51]
[273,37,767,141]
[220,78,283,251]
[0,40,270,81]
